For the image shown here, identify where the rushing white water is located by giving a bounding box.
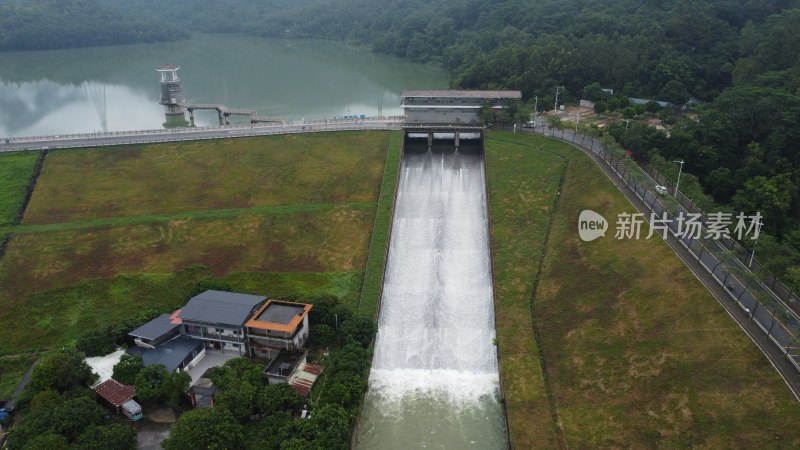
[355,141,507,449]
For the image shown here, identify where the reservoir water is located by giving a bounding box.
[0,33,447,137]
[355,140,507,448]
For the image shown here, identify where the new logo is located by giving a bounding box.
[578,210,608,242]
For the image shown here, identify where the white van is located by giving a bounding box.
[122,399,143,421]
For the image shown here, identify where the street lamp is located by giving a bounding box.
[748,220,764,268]
[674,159,684,198]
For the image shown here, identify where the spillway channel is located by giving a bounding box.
[355,137,507,449]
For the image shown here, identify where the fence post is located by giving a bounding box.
[737,281,751,302]
[767,309,776,336]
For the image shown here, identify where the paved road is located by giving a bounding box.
[0,119,403,153]
[523,126,800,399]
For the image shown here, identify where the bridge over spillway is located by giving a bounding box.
[403,124,484,149]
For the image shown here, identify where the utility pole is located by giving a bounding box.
[748,220,765,268]
[554,86,565,112]
[674,159,685,198]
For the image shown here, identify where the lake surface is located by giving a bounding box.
[0,34,448,137]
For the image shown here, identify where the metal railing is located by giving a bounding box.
[0,117,405,152]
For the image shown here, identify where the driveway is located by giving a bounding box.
[136,420,172,450]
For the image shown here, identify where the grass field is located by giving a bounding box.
[0,132,392,376]
[486,131,800,448]
[485,134,568,449]
[0,151,40,226]
[23,132,386,223]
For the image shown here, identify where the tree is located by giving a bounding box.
[217,380,258,421]
[210,357,264,390]
[308,295,350,328]
[309,404,351,449]
[593,101,607,114]
[582,82,606,102]
[311,324,336,346]
[733,174,794,234]
[162,408,244,450]
[645,100,661,113]
[18,434,69,450]
[75,329,116,357]
[319,373,367,409]
[245,412,294,449]
[73,424,136,450]
[50,396,106,442]
[338,313,376,348]
[622,107,636,119]
[29,349,97,394]
[135,364,190,407]
[659,79,690,104]
[256,383,304,416]
[135,365,169,404]
[112,354,144,385]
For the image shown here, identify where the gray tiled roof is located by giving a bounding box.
[127,336,202,373]
[128,314,178,340]
[180,290,267,326]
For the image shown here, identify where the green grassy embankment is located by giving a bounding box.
[0,132,390,360]
[485,133,569,449]
[358,132,402,315]
[487,130,800,448]
[0,151,40,227]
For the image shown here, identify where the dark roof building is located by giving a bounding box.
[127,336,204,373]
[128,312,181,348]
[180,290,267,326]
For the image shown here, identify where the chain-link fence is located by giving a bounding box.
[640,162,800,313]
[531,125,800,371]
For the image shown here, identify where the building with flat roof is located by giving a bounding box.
[180,290,267,355]
[401,90,522,125]
[245,300,312,358]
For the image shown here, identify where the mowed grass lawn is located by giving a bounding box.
[488,131,800,448]
[0,132,393,360]
[0,151,39,227]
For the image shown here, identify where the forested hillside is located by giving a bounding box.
[257,0,797,101]
[0,0,188,51]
